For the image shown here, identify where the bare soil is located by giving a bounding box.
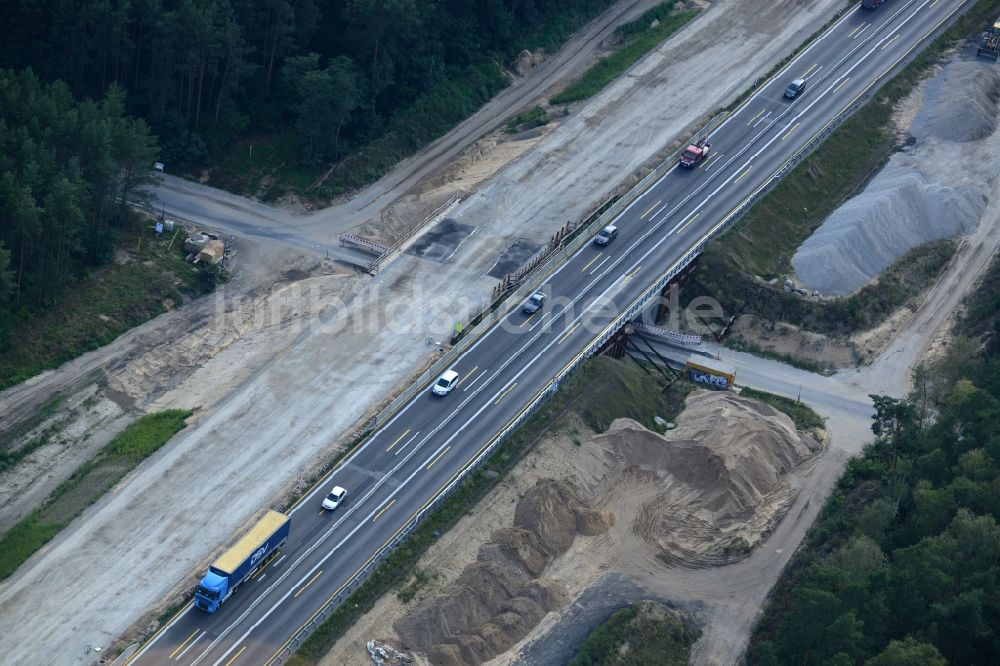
[322,391,820,666]
[728,315,859,370]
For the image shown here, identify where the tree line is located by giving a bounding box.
[0,69,158,332]
[748,256,1000,664]
[0,0,618,168]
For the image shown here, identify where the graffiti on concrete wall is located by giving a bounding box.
[688,368,730,389]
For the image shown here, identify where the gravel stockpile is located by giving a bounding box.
[792,60,1000,295]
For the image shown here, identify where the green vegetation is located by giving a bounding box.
[0,221,222,391]
[552,2,700,105]
[747,252,1000,665]
[739,387,824,430]
[685,0,1000,337]
[507,106,551,133]
[396,569,435,603]
[0,0,624,203]
[569,602,698,666]
[0,397,67,472]
[0,69,158,348]
[0,410,192,580]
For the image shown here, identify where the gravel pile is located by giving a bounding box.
[792,60,1000,295]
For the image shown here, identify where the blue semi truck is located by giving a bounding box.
[195,510,290,613]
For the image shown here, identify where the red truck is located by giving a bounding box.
[679,137,711,168]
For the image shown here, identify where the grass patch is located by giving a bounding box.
[285,357,691,665]
[0,395,68,471]
[568,601,698,666]
[552,2,700,105]
[685,0,1000,338]
[506,105,550,133]
[0,220,223,391]
[739,387,825,431]
[396,569,435,603]
[0,410,192,580]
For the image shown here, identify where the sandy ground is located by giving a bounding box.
[0,1,867,664]
[319,391,830,666]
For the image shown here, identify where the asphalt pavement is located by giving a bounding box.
[127,2,972,664]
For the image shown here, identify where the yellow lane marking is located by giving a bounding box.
[372,499,396,523]
[385,428,412,452]
[782,122,800,141]
[801,63,818,77]
[494,383,518,406]
[831,77,850,95]
[223,646,246,666]
[558,322,581,345]
[252,556,275,580]
[675,213,700,235]
[881,34,900,50]
[733,166,753,184]
[294,570,323,598]
[621,266,642,283]
[457,366,478,386]
[426,446,451,470]
[640,199,661,219]
[581,253,603,273]
[747,109,765,126]
[263,8,983,665]
[170,629,200,659]
[848,22,867,38]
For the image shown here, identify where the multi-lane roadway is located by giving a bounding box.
[130,1,973,663]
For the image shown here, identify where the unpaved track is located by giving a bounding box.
[152,0,670,245]
[0,1,850,664]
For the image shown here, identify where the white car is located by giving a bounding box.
[432,369,460,396]
[322,486,347,510]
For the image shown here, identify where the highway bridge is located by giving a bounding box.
[128,1,973,664]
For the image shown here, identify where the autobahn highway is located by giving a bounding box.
[129,1,973,664]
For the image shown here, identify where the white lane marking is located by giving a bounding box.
[528,311,552,332]
[589,255,612,275]
[176,631,206,661]
[393,431,420,456]
[165,5,949,662]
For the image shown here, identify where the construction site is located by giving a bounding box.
[1,2,1000,665]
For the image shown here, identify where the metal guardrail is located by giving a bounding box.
[365,113,728,433]
[633,322,702,346]
[338,234,390,256]
[368,194,462,275]
[264,17,923,661]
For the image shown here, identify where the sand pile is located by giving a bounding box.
[579,391,820,567]
[792,60,1000,295]
[394,479,609,666]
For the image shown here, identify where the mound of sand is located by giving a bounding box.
[792,60,999,295]
[394,479,609,666]
[579,390,820,567]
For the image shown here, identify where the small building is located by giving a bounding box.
[685,355,736,390]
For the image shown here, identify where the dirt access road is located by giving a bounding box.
[0,2,850,664]
[151,0,673,250]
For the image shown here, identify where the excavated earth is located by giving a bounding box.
[394,479,610,666]
[375,390,821,666]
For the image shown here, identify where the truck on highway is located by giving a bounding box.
[679,137,711,168]
[195,510,290,613]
